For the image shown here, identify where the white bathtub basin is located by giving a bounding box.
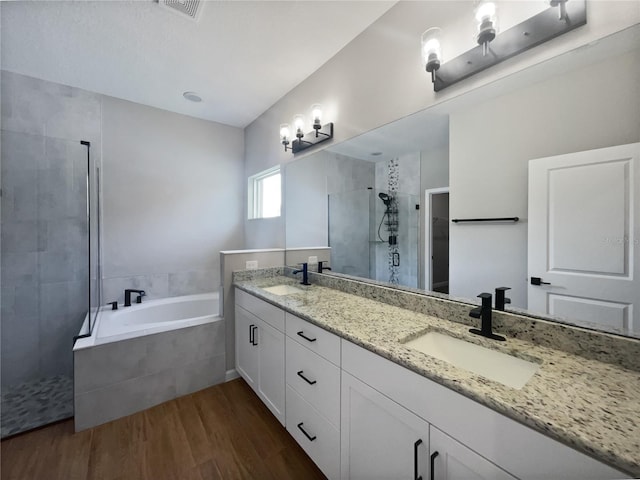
[262,284,304,296]
[403,331,540,389]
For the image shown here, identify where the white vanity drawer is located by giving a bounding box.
[286,312,340,365]
[286,336,340,428]
[286,385,340,480]
[235,289,284,332]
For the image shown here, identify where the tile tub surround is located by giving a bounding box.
[233,274,640,477]
[74,321,225,431]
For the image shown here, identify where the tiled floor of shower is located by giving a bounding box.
[1,375,74,438]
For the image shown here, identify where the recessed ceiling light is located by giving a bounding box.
[183,91,202,103]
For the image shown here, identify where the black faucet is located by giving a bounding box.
[109,301,118,310]
[317,261,332,273]
[495,287,511,311]
[124,289,146,307]
[293,263,311,286]
[469,293,506,341]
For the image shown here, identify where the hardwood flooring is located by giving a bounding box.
[1,379,326,480]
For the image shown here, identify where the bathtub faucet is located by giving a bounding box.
[124,289,146,307]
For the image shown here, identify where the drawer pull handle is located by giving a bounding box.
[297,370,317,385]
[414,439,423,480]
[250,325,258,346]
[430,451,439,480]
[297,422,316,442]
[297,331,317,343]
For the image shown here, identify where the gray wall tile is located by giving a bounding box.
[101,273,169,305]
[73,336,148,394]
[74,369,176,431]
[174,354,225,397]
[168,270,215,297]
[1,315,40,387]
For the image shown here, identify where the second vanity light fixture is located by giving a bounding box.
[422,0,586,92]
[280,104,334,154]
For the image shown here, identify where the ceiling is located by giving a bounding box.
[0,0,396,128]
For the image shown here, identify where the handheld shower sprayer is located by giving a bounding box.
[378,192,392,206]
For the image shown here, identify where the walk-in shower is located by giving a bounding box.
[1,131,101,437]
[328,188,419,287]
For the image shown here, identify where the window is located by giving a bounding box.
[248,166,281,219]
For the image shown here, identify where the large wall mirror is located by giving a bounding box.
[284,25,640,339]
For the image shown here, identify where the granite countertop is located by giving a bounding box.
[234,275,640,477]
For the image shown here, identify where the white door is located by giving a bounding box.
[257,319,285,425]
[430,427,516,480]
[235,306,259,389]
[528,143,639,334]
[341,372,429,480]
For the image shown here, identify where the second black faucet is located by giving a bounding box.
[293,263,311,286]
[124,289,146,307]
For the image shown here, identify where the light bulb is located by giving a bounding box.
[475,1,497,56]
[475,1,496,22]
[280,124,290,144]
[311,104,323,128]
[421,27,442,83]
[293,114,305,138]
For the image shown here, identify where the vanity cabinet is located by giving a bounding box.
[285,312,341,479]
[342,340,628,480]
[235,290,285,425]
[234,288,629,480]
[429,427,516,480]
[341,371,430,480]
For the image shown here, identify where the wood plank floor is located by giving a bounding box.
[1,379,326,480]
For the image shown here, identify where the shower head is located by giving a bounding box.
[378,192,392,206]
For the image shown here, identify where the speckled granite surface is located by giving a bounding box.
[234,273,640,477]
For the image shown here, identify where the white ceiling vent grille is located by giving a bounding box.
[157,0,204,22]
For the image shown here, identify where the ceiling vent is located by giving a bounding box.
[157,0,204,22]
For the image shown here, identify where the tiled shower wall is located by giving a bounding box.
[374,153,420,287]
[1,71,101,388]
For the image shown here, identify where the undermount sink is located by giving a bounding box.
[402,331,540,389]
[262,284,304,296]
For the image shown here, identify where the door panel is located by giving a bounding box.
[528,143,639,334]
[341,372,429,480]
[430,427,516,480]
[235,306,259,389]
[257,319,285,425]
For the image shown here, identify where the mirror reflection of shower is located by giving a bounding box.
[328,188,419,288]
[377,191,400,284]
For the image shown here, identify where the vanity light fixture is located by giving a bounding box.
[424,0,586,92]
[475,1,498,57]
[279,105,334,154]
[421,27,442,83]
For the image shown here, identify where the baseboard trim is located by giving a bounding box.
[225,369,240,382]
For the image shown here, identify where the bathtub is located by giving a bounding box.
[74,293,220,348]
[73,292,226,431]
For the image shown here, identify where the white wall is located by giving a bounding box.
[244,1,639,248]
[449,49,640,307]
[102,97,244,303]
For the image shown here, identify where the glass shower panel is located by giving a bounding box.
[328,189,371,278]
[1,131,88,437]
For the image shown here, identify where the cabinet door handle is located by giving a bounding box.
[297,370,317,385]
[297,422,316,442]
[250,325,258,346]
[414,439,423,480]
[430,451,439,480]
[249,324,255,345]
[297,331,317,343]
